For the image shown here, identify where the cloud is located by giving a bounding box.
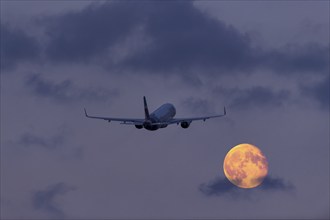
[214,86,290,109]
[118,2,256,73]
[300,75,329,109]
[263,43,329,75]
[260,176,295,191]
[2,2,328,80]
[18,132,65,150]
[199,176,294,198]
[42,2,143,63]
[0,23,40,71]
[12,130,84,159]
[181,97,215,114]
[37,1,329,78]
[32,182,76,218]
[26,74,119,103]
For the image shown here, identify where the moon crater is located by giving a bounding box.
[223,143,268,188]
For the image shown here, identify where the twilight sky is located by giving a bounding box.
[1,1,329,219]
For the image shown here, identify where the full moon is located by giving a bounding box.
[223,143,268,188]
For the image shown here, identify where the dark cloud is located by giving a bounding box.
[38,2,328,77]
[42,2,143,63]
[199,176,294,198]
[262,43,329,75]
[32,182,76,218]
[41,1,254,71]
[26,74,119,103]
[120,2,255,73]
[2,2,327,79]
[300,75,329,109]
[260,176,295,191]
[0,23,40,71]
[214,86,290,109]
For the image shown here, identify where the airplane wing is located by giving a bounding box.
[166,106,226,125]
[84,108,144,125]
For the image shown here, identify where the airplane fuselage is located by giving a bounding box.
[84,96,226,131]
[141,103,176,131]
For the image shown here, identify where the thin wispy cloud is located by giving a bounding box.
[13,129,84,159]
[214,86,290,109]
[18,132,65,150]
[32,182,76,218]
[26,74,119,103]
[181,97,216,115]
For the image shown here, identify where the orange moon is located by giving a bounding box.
[223,143,268,188]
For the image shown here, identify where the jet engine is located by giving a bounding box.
[135,125,143,129]
[180,121,190,129]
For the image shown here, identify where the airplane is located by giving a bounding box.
[84,96,226,131]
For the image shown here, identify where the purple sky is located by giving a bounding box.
[1,1,329,219]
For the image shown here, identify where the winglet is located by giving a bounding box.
[224,106,226,115]
[143,96,150,120]
[84,108,89,117]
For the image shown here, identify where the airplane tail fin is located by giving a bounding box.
[143,96,150,120]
